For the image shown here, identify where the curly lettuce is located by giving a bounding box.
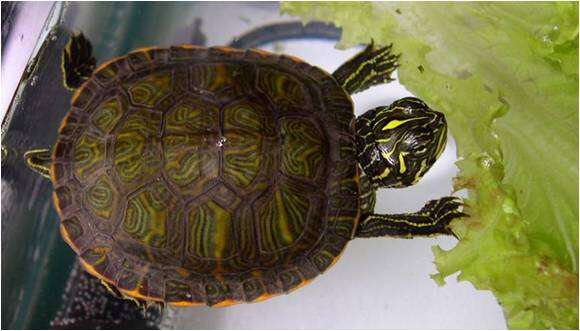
[282,2,579,329]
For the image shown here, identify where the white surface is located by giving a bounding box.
[164,40,506,329]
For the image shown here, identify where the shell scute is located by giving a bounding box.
[52,139,74,162]
[127,48,168,71]
[90,96,126,134]
[112,110,162,186]
[222,98,274,190]
[163,97,220,194]
[61,216,84,241]
[185,198,237,260]
[72,132,105,181]
[71,84,95,109]
[169,45,207,62]
[120,181,182,262]
[165,279,193,303]
[241,278,266,302]
[190,63,255,100]
[117,268,141,291]
[84,175,118,221]
[80,245,112,275]
[256,67,308,109]
[126,70,173,108]
[57,112,85,137]
[279,117,325,181]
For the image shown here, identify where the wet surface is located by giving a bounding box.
[50,262,161,330]
[2,25,76,330]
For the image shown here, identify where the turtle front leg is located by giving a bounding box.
[24,148,52,179]
[359,169,376,215]
[356,197,465,238]
[332,41,399,94]
[355,97,465,238]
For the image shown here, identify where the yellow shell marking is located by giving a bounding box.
[127,71,172,107]
[187,200,234,259]
[91,98,124,134]
[85,176,116,219]
[275,189,294,244]
[258,184,309,252]
[73,133,105,181]
[123,187,168,249]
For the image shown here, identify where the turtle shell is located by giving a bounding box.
[50,45,360,306]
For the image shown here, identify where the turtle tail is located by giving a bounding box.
[62,32,96,90]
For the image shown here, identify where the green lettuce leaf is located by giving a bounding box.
[282,2,578,329]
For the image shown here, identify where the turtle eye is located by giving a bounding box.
[356,97,448,188]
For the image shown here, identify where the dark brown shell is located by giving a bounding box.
[50,45,360,306]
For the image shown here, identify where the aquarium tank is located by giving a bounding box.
[1,1,577,330]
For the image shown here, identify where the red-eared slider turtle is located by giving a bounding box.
[25,33,464,307]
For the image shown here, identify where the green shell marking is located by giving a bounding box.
[257,181,311,252]
[222,99,274,189]
[187,199,236,259]
[90,97,124,134]
[115,110,161,177]
[73,132,104,181]
[280,117,324,179]
[163,98,220,192]
[123,183,171,249]
[127,71,173,107]
[85,176,117,219]
[51,46,358,306]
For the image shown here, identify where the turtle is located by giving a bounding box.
[24,33,465,307]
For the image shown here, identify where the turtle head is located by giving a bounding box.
[355,97,447,188]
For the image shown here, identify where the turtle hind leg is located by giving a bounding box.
[100,279,162,313]
[101,279,125,299]
[62,32,96,90]
[23,148,52,179]
[355,197,467,238]
[332,41,399,95]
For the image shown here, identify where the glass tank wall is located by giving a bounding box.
[1,2,506,329]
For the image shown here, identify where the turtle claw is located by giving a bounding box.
[419,196,466,236]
